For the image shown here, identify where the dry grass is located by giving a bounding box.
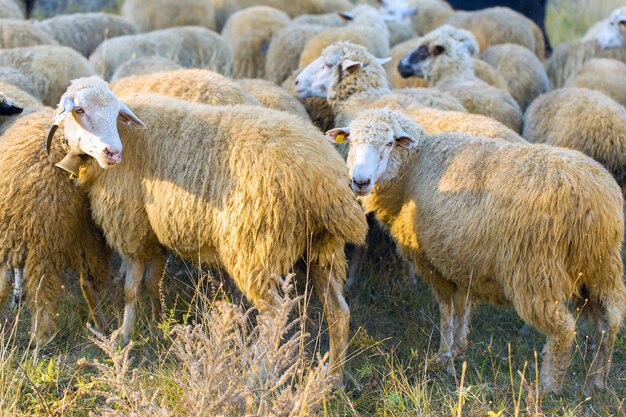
[546,0,625,46]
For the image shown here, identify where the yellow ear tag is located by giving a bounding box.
[335,134,345,144]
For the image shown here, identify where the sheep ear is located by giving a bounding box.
[325,127,351,144]
[45,95,74,154]
[376,57,392,66]
[342,59,362,75]
[338,11,354,21]
[395,133,417,149]
[118,101,146,129]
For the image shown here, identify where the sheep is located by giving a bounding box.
[397,29,523,132]
[298,5,391,69]
[523,88,626,198]
[236,78,309,119]
[0,108,112,343]
[89,26,231,81]
[34,13,138,57]
[564,58,626,108]
[0,45,95,106]
[295,42,466,132]
[0,18,58,48]
[221,6,290,79]
[111,69,260,106]
[332,108,625,395]
[110,57,183,82]
[480,43,550,111]
[0,0,23,19]
[0,80,41,126]
[266,23,327,85]
[0,90,23,125]
[121,0,216,32]
[0,66,41,98]
[406,0,453,35]
[584,6,626,50]
[210,0,352,32]
[44,77,367,386]
[282,69,336,132]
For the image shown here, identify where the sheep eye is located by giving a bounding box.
[386,142,393,147]
[433,45,445,56]
[74,107,85,114]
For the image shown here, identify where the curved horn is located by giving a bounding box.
[44,95,74,154]
[44,124,58,155]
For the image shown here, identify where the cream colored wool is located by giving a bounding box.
[565,58,626,108]
[546,41,626,89]
[110,57,183,82]
[402,107,526,143]
[0,18,58,48]
[407,0,452,35]
[236,78,308,119]
[0,45,95,106]
[344,108,625,394]
[56,87,366,384]
[89,26,231,81]
[35,13,138,57]
[210,0,352,31]
[317,42,466,130]
[112,69,260,106]
[410,30,523,132]
[0,0,22,19]
[122,0,216,32]
[298,5,391,69]
[221,6,290,79]
[266,23,328,85]
[480,43,550,111]
[0,108,111,342]
[282,69,336,132]
[387,19,416,47]
[446,7,545,60]
[523,88,626,197]
[0,67,39,98]
[0,80,42,126]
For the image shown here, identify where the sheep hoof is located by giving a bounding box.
[428,351,453,371]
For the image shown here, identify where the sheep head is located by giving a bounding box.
[45,76,145,176]
[597,7,626,50]
[327,108,425,196]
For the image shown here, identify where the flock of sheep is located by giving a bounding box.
[0,0,625,398]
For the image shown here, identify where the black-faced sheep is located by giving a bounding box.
[45,77,367,386]
[332,108,625,395]
[0,108,112,343]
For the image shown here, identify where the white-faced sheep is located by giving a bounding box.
[0,108,112,343]
[398,29,523,132]
[89,26,231,81]
[0,18,58,48]
[121,0,216,32]
[298,5,392,69]
[480,43,550,111]
[584,6,626,50]
[236,78,309,119]
[210,0,352,31]
[282,69,336,132]
[110,57,183,82]
[296,42,466,131]
[45,77,367,385]
[523,88,626,198]
[34,13,138,57]
[0,45,95,106]
[564,58,626,108]
[111,69,260,106]
[331,108,625,395]
[221,6,290,80]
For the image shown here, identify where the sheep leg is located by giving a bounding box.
[0,266,13,306]
[12,268,23,310]
[311,261,350,388]
[452,288,472,356]
[26,266,61,344]
[346,245,367,288]
[79,272,108,331]
[144,254,165,322]
[113,259,127,286]
[119,259,145,345]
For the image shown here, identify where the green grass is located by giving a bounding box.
[546,0,625,46]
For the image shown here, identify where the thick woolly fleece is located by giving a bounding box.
[0,108,111,342]
[122,0,216,32]
[523,87,626,197]
[112,69,259,106]
[35,12,138,57]
[89,26,231,81]
[416,30,523,132]
[349,109,625,393]
[565,58,626,108]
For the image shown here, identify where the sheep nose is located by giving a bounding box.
[103,147,122,163]
[353,177,371,188]
[295,79,300,86]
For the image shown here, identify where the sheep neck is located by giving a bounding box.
[428,59,476,87]
[328,68,391,110]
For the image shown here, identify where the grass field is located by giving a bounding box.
[2,1,626,416]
